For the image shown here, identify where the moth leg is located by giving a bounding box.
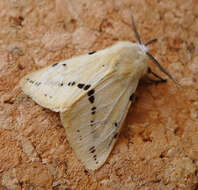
[147,67,167,84]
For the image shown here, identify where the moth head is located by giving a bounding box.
[137,43,148,54]
[131,10,181,87]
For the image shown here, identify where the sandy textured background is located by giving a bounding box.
[0,0,198,189]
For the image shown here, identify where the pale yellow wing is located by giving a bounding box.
[20,51,116,112]
[60,74,139,170]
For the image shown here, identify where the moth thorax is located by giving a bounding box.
[135,50,149,79]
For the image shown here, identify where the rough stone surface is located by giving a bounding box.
[0,0,197,189]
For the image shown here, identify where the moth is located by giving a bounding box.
[20,13,180,170]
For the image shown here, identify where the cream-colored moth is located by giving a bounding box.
[20,13,180,170]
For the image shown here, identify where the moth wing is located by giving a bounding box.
[20,52,114,112]
[60,75,139,170]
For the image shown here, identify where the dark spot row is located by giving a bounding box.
[52,63,66,67]
[93,154,99,165]
[91,106,96,115]
[93,154,97,161]
[44,94,52,99]
[68,81,76,86]
[58,81,92,91]
[26,78,42,86]
[89,146,96,153]
[87,89,95,104]
[90,120,94,127]
[77,83,91,91]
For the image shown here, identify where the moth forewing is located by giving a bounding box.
[20,43,120,112]
[20,42,148,113]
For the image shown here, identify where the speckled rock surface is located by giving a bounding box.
[0,0,197,189]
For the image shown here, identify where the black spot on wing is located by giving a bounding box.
[114,133,118,139]
[88,89,95,96]
[91,106,96,115]
[26,78,43,87]
[90,149,96,153]
[89,146,95,151]
[88,51,96,55]
[114,122,118,127]
[35,81,42,86]
[93,155,97,161]
[77,83,91,90]
[90,120,95,126]
[62,63,66,66]
[52,63,58,67]
[89,146,96,153]
[84,84,91,90]
[68,81,76,86]
[88,96,95,103]
[91,106,96,111]
[129,93,134,101]
[77,83,85,89]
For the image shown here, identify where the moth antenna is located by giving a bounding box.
[146,52,182,87]
[131,10,142,44]
[145,38,158,46]
[131,9,181,87]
